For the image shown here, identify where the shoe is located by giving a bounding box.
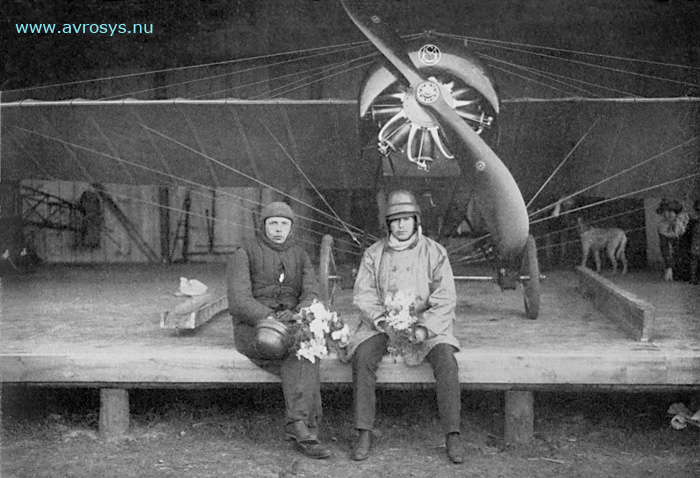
[351,429,372,461]
[292,440,331,459]
[446,432,465,464]
[285,421,330,459]
[285,421,318,444]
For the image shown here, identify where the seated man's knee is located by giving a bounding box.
[353,335,386,371]
[427,344,458,368]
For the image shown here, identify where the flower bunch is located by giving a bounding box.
[382,290,421,364]
[286,300,350,363]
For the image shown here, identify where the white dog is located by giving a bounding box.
[578,218,628,275]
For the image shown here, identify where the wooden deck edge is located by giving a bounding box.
[576,266,656,342]
[4,347,698,386]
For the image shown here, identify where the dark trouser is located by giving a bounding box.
[352,333,461,434]
[234,322,322,429]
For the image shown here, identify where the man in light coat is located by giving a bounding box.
[346,190,465,464]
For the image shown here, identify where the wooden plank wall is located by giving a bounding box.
[22,181,316,264]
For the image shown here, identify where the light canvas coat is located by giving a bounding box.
[344,232,460,364]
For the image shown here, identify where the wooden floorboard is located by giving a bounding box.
[1,263,698,388]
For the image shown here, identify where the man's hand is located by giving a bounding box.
[373,314,387,333]
[410,326,428,344]
[276,310,295,323]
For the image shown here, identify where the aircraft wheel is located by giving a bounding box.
[318,234,339,306]
[521,235,540,320]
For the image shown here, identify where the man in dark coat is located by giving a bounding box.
[227,201,330,459]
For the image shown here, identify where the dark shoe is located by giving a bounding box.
[292,440,331,459]
[446,432,465,464]
[285,421,318,444]
[351,429,372,461]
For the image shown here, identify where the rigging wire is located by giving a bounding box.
[532,207,645,245]
[260,115,370,245]
[531,171,700,227]
[481,54,638,98]
[198,51,380,100]
[440,33,700,90]
[528,135,699,221]
[5,38,377,95]
[526,120,599,209]
[251,56,379,100]
[141,125,369,240]
[445,33,700,72]
[10,125,362,255]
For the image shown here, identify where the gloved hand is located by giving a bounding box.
[276,309,296,323]
[409,325,428,344]
[373,314,387,333]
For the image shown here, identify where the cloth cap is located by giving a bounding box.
[385,190,421,222]
[656,199,683,215]
[260,201,295,225]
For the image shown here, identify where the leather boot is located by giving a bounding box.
[351,429,372,461]
[291,440,331,459]
[284,421,317,444]
[446,432,465,464]
[285,421,331,459]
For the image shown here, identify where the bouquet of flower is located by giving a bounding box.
[382,290,421,365]
[285,300,350,363]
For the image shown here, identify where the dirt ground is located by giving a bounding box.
[1,386,699,478]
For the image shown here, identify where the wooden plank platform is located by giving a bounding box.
[1,263,698,388]
[1,263,698,441]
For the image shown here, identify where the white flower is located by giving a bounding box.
[309,315,329,339]
[296,337,328,363]
[331,323,350,346]
[306,300,331,321]
[384,290,418,331]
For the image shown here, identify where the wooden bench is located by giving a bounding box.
[2,265,698,445]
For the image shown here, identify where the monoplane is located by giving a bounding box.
[340,0,541,318]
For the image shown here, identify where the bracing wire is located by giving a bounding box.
[11,125,363,255]
[6,38,377,95]
[528,136,699,221]
[440,33,700,90]
[260,115,370,245]
[526,119,600,209]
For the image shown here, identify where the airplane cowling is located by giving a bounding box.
[359,36,499,118]
[343,0,528,270]
[359,37,500,172]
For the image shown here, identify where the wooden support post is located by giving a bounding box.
[319,235,333,304]
[504,390,534,445]
[158,186,170,262]
[99,388,129,437]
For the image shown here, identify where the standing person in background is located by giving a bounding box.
[227,201,331,459]
[345,190,465,464]
[689,200,700,285]
[656,199,690,282]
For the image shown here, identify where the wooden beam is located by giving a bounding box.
[99,388,129,437]
[504,390,534,445]
[92,183,160,262]
[4,345,696,385]
[158,187,170,262]
[576,266,656,342]
[160,294,228,330]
